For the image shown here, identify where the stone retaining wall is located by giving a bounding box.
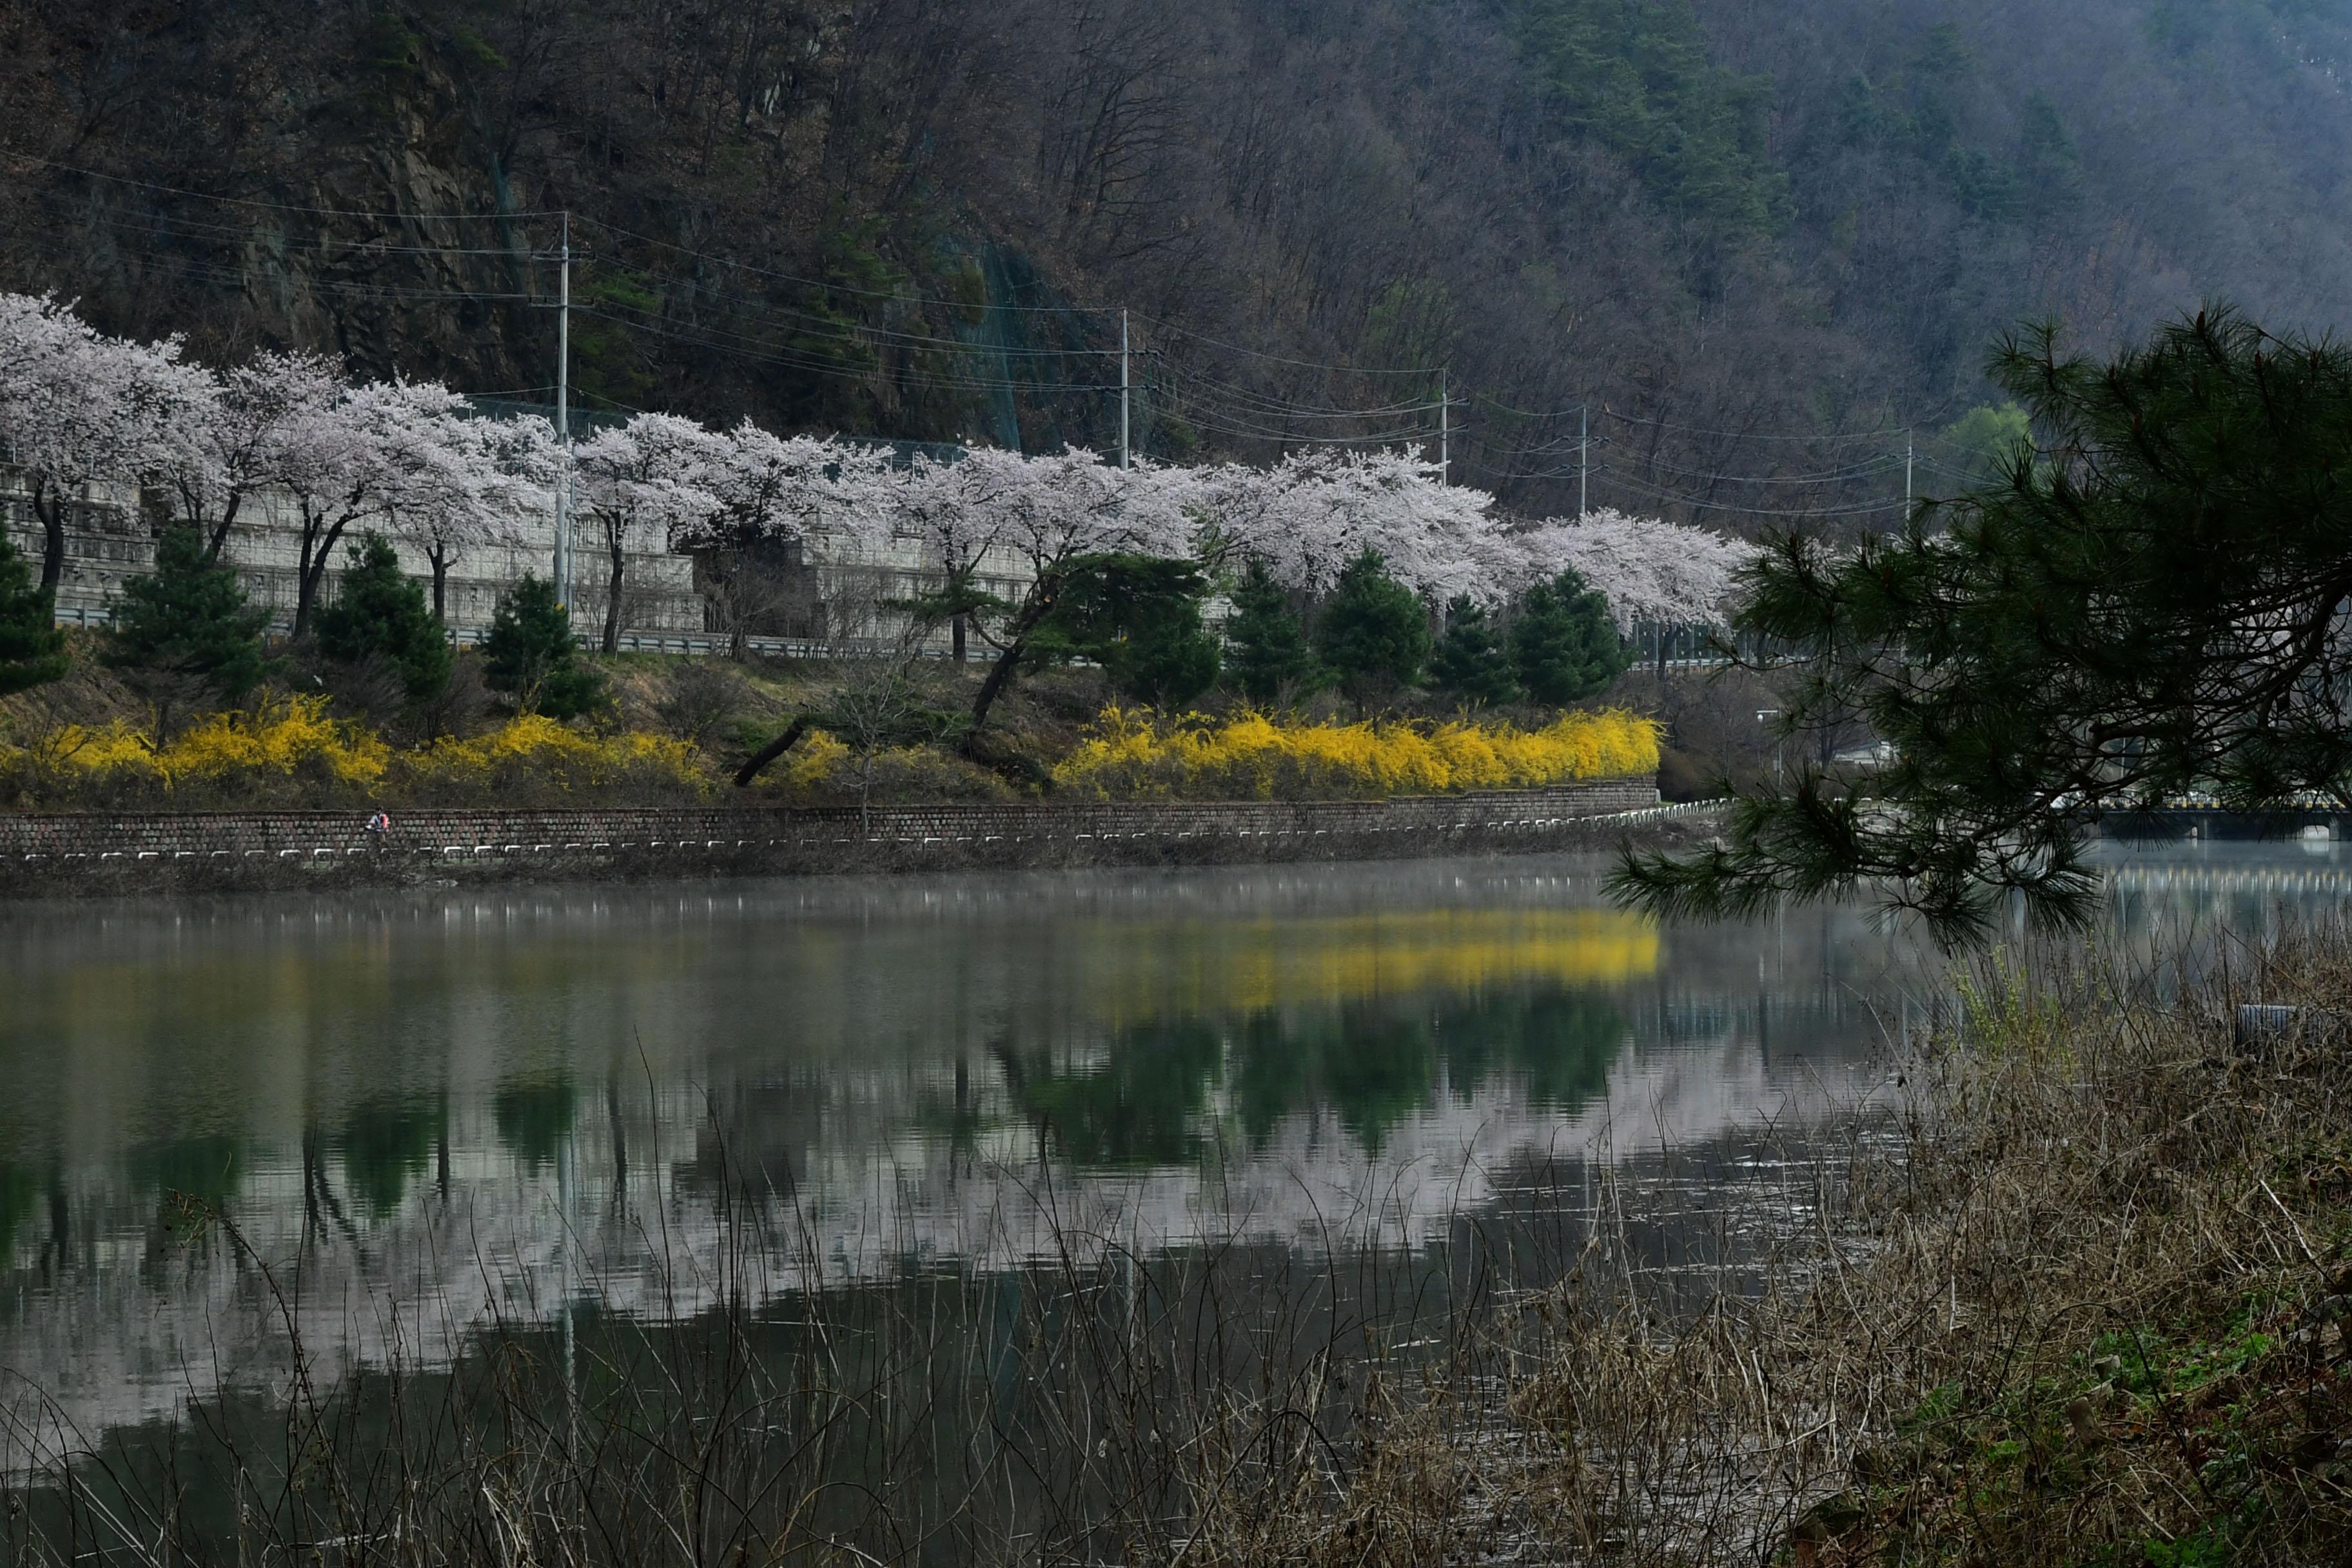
[1,780,1662,870]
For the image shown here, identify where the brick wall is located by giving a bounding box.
[0,780,1661,867]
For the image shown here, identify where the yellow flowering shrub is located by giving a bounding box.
[392,716,709,798]
[28,697,389,792]
[1052,707,1660,799]
[767,728,1015,803]
[0,702,712,805]
[780,729,852,792]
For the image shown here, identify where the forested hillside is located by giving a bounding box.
[3,0,2347,531]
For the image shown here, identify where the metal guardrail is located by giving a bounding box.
[53,606,966,662]
[57,604,1740,669]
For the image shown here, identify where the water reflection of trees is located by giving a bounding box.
[997,983,1630,1167]
[334,1103,442,1215]
[491,1079,576,1171]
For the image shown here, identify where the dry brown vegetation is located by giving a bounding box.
[1166,929,2352,1567]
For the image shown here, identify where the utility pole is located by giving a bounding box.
[1438,369,1449,484]
[554,212,573,617]
[1119,309,1131,470]
[1579,405,1589,519]
[1905,430,1914,516]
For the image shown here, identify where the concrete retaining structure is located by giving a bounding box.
[0,780,1680,891]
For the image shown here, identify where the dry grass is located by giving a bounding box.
[1156,927,2352,1567]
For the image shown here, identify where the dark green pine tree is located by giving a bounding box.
[317,534,452,701]
[1315,549,1431,712]
[1036,554,1224,710]
[1110,600,1222,712]
[1428,595,1518,709]
[103,525,270,734]
[482,573,605,719]
[1223,557,1321,707]
[1509,567,1629,705]
[1613,306,2352,943]
[0,531,69,698]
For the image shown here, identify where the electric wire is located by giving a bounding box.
[572,306,1125,396]
[3,150,564,221]
[1453,455,1585,483]
[571,248,1115,358]
[1146,355,1438,421]
[2,161,2001,472]
[1595,466,1910,517]
[1594,442,1905,487]
[1127,309,1441,377]
[1597,407,1909,444]
[1465,392,1578,420]
[1151,388,1442,447]
[1153,400,1442,446]
[6,224,543,305]
[570,213,1088,316]
[15,195,538,259]
[573,301,1124,393]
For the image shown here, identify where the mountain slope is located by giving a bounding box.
[2,0,2346,531]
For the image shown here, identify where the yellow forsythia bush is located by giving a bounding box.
[769,727,1015,803]
[779,729,852,792]
[0,701,712,804]
[30,696,390,792]
[391,716,708,798]
[1052,707,1660,799]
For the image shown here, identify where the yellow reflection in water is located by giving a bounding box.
[1088,907,1659,1026]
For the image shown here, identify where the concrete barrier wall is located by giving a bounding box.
[0,780,1662,867]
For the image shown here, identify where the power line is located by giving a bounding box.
[572,306,1124,397]
[3,150,562,221]
[1594,442,1903,487]
[573,251,1118,360]
[6,223,542,305]
[1453,454,1584,483]
[1148,356,1436,422]
[1153,388,1442,447]
[1127,309,1440,377]
[1598,407,1907,444]
[573,302,1121,392]
[14,193,537,259]
[1464,391,1586,422]
[570,213,1085,316]
[1594,466,1909,518]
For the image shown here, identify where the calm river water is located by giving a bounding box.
[0,841,2340,1554]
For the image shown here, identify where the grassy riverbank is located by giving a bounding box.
[1241,929,2352,1565]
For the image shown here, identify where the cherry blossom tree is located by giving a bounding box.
[155,349,342,564]
[273,375,493,639]
[0,293,211,594]
[1517,509,1756,631]
[870,449,1012,662]
[573,413,727,652]
[672,424,897,659]
[393,407,558,622]
[949,447,1206,730]
[1203,449,1505,603]
[266,371,369,638]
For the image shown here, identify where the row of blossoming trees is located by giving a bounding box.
[0,293,1752,688]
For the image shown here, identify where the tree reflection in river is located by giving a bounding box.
[972,983,1629,1167]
